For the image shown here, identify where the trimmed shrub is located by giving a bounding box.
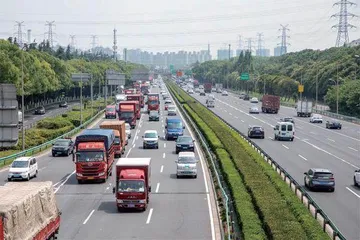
[37,118,72,129]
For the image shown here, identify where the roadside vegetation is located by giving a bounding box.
[167,81,330,240]
[191,46,360,117]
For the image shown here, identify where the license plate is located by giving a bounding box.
[128,204,135,208]
[282,133,286,135]
[57,152,62,154]
[13,174,20,178]
[183,147,188,149]
[87,177,94,180]
[255,131,260,133]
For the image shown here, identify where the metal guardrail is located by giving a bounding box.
[0,108,106,166]
[167,83,239,240]
[171,83,346,240]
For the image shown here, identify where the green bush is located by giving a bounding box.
[37,118,72,129]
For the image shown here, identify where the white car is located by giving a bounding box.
[164,99,172,105]
[222,91,228,96]
[125,123,131,139]
[188,89,194,94]
[354,169,360,187]
[8,157,38,181]
[142,130,159,149]
[249,106,260,114]
[175,152,198,178]
[250,97,259,103]
[167,105,177,116]
[195,88,200,93]
[310,114,323,123]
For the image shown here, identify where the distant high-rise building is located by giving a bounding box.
[256,49,270,57]
[274,46,285,56]
[217,49,233,60]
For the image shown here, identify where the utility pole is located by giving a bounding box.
[257,33,264,56]
[331,0,357,47]
[15,21,24,48]
[70,35,76,48]
[124,48,127,65]
[228,44,231,60]
[278,25,290,55]
[45,21,55,48]
[315,70,318,109]
[113,28,118,61]
[90,35,98,52]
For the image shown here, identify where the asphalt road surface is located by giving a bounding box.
[1,86,217,240]
[190,90,360,240]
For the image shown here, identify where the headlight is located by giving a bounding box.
[76,173,83,177]
[98,172,105,176]
[116,199,123,203]
[139,200,146,204]
[176,144,181,147]
[189,144,194,147]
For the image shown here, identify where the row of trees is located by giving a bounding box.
[0,39,144,104]
[192,46,360,116]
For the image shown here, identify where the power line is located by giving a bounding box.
[331,0,357,47]
[257,32,264,56]
[278,24,290,55]
[14,21,24,47]
[45,21,55,48]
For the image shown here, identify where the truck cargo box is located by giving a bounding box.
[0,181,60,240]
[100,121,126,148]
[75,129,115,151]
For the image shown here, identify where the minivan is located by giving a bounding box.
[273,122,294,141]
[8,157,38,181]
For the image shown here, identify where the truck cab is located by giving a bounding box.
[121,101,140,120]
[119,104,136,129]
[147,94,160,113]
[165,118,185,140]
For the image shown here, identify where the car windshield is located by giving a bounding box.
[76,151,104,162]
[120,112,134,118]
[118,180,145,192]
[252,127,262,131]
[114,136,120,145]
[178,156,196,164]
[145,132,157,138]
[37,107,43,110]
[12,161,28,168]
[167,122,182,129]
[177,137,192,143]
[150,111,158,116]
[55,140,69,146]
[106,107,115,112]
[168,106,176,110]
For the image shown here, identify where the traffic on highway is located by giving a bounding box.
[181,81,360,240]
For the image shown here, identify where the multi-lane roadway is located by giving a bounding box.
[1,86,219,240]
[190,90,360,240]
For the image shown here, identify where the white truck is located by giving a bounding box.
[296,101,313,117]
[207,99,215,108]
[115,94,127,112]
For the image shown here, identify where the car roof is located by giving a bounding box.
[178,152,195,157]
[14,156,32,161]
[311,168,332,173]
[168,105,176,108]
[250,125,262,128]
[55,139,71,142]
[277,121,294,125]
[144,130,158,134]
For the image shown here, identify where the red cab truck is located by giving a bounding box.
[147,93,160,113]
[119,103,136,129]
[120,101,140,120]
[73,128,115,183]
[127,94,144,108]
[0,181,61,240]
[112,158,151,212]
[100,121,127,158]
[105,105,117,119]
[204,83,212,93]
[261,95,280,113]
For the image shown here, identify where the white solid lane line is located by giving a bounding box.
[282,144,289,149]
[348,147,358,152]
[146,208,154,224]
[327,138,335,142]
[234,116,238,119]
[298,154,308,161]
[155,183,160,193]
[241,120,244,123]
[125,148,132,158]
[83,210,95,224]
[160,165,164,173]
[54,170,76,193]
[346,187,360,199]
[229,113,232,116]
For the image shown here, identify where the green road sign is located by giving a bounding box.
[240,73,249,81]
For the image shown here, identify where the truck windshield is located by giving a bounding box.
[118,180,145,192]
[77,151,104,162]
[114,136,120,145]
[168,122,182,129]
[106,107,115,112]
[120,112,134,118]
[149,100,158,105]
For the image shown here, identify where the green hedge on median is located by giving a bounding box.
[167,80,330,240]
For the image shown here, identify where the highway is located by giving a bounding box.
[0,86,218,240]
[189,90,360,240]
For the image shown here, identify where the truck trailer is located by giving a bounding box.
[296,101,313,117]
[113,158,151,212]
[119,104,136,128]
[261,95,280,113]
[0,181,60,240]
[204,83,212,93]
[100,121,127,158]
[73,128,115,183]
[126,94,144,108]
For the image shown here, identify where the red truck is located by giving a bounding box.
[73,128,115,183]
[127,94,144,108]
[261,95,280,113]
[105,105,117,119]
[0,181,61,240]
[120,101,140,120]
[112,158,151,212]
[147,93,160,113]
[119,103,136,129]
[124,89,136,95]
[204,83,212,93]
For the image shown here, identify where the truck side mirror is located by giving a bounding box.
[183,126,185,129]
[193,140,195,142]
[304,172,307,175]
[112,187,115,194]
[273,127,276,130]
[165,126,167,129]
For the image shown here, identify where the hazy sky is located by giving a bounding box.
[0,0,359,57]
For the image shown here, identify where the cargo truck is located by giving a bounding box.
[204,83,212,93]
[100,121,127,158]
[296,100,313,117]
[215,83,223,93]
[0,181,61,240]
[120,101,140,120]
[126,94,144,108]
[119,103,137,128]
[73,129,115,183]
[115,94,127,113]
[261,95,280,113]
[147,93,160,113]
[113,158,151,212]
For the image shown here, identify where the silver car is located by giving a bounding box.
[249,106,260,114]
[354,169,360,187]
[175,152,198,178]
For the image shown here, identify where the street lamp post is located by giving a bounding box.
[355,55,359,81]
[329,78,339,115]
[21,47,26,151]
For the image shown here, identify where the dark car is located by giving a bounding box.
[326,120,342,129]
[175,135,195,154]
[280,117,295,125]
[149,110,160,121]
[34,106,45,115]
[52,138,74,156]
[304,168,335,192]
[243,94,250,101]
[59,101,68,108]
[248,126,265,139]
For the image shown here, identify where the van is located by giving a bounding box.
[175,152,198,178]
[165,118,185,140]
[273,122,294,141]
[8,157,38,181]
[207,99,215,108]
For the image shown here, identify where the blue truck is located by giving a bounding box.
[165,118,185,140]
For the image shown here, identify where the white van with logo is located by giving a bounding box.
[8,157,38,181]
[273,122,294,141]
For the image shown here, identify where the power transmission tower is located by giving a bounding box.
[245,38,254,53]
[257,33,264,56]
[113,28,118,61]
[278,24,290,55]
[90,35,98,52]
[69,35,76,48]
[15,21,25,47]
[27,29,31,44]
[238,35,243,50]
[45,21,55,48]
[331,0,357,47]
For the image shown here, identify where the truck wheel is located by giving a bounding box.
[194,175,197,179]
[52,153,56,157]
[117,206,122,212]
[77,180,83,184]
